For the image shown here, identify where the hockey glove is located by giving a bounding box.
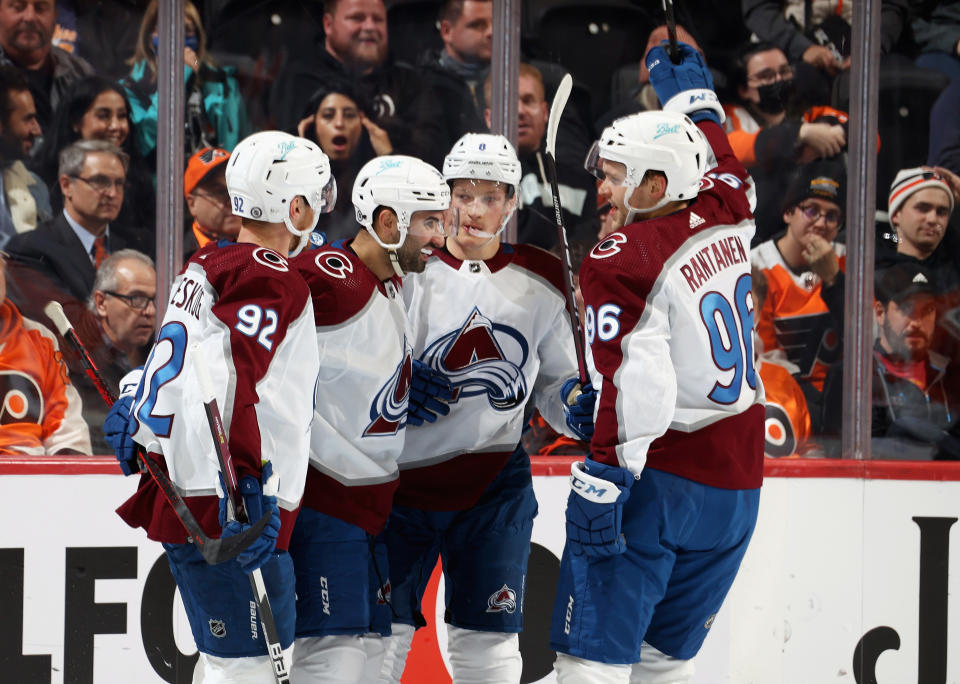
[566,458,634,558]
[218,461,282,574]
[406,359,455,427]
[646,41,725,126]
[103,368,143,475]
[561,378,596,441]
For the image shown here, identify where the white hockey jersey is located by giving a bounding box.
[399,244,578,510]
[117,241,318,549]
[579,120,765,490]
[294,241,411,535]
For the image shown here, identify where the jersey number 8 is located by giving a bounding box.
[701,273,756,404]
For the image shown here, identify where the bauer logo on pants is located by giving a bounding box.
[486,584,517,613]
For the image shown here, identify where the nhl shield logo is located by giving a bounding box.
[486,584,517,614]
[209,619,227,638]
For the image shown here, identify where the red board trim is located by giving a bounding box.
[526,456,960,481]
[2,455,960,481]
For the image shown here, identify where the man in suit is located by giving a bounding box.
[6,139,128,323]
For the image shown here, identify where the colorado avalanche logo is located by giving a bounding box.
[486,584,517,614]
[420,307,528,411]
[364,344,413,436]
[377,580,392,605]
[590,232,627,260]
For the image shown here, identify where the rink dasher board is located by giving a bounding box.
[0,456,958,684]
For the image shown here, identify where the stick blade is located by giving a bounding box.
[546,73,573,159]
[43,301,72,336]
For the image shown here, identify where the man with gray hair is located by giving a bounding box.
[88,249,155,372]
[66,248,155,453]
[6,139,130,315]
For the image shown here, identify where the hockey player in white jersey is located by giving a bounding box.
[376,133,588,683]
[103,131,333,683]
[548,43,764,684]
[287,155,450,683]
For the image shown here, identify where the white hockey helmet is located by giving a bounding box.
[443,133,521,240]
[443,133,521,192]
[225,130,337,256]
[352,155,450,275]
[587,110,708,219]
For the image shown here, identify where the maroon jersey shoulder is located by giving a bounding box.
[182,241,310,322]
[293,245,385,327]
[581,183,751,305]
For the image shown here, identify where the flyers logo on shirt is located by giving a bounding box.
[420,307,528,411]
[0,371,43,425]
[364,343,413,436]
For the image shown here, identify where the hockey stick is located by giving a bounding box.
[543,73,588,387]
[662,0,681,63]
[43,301,271,566]
[190,345,290,684]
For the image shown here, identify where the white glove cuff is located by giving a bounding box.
[663,89,726,124]
[570,461,622,504]
[117,368,144,400]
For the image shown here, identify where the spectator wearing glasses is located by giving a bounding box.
[182,146,239,258]
[724,41,848,242]
[74,248,155,453]
[36,76,154,256]
[5,139,130,325]
[752,160,846,426]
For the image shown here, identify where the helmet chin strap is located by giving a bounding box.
[289,231,310,257]
[621,185,673,225]
[284,206,321,258]
[365,216,409,277]
[387,249,406,278]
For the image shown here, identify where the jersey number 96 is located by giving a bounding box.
[584,303,622,345]
[701,273,756,404]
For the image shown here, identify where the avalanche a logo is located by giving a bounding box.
[377,579,392,605]
[364,344,413,436]
[486,584,517,613]
[421,307,528,411]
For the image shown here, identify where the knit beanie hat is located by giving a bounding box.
[887,167,954,217]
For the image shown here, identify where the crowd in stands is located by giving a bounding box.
[0,0,958,461]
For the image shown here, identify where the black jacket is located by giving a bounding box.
[414,50,489,168]
[270,48,437,160]
[6,213,130,307]
[871,343,960,459]
[516,143,597,250]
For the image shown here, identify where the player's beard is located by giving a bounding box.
[395,238,427,274]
